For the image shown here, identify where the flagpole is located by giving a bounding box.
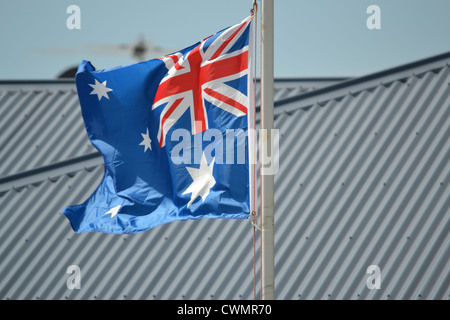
[260,0,275,300]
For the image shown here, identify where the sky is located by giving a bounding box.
[1,0,450,80]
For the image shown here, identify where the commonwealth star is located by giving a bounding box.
[182,153,216,208]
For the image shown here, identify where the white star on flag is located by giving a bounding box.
[105,205,121,218]
[139,128,152,152]
[182,153,216,208]
[89,79,113,101]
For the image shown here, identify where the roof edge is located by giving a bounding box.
[0,152,102,193]
[274,51,450,111]
[0,79,75,85]
[256,77,350,83]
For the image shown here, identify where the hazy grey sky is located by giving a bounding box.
[1,0,449,79]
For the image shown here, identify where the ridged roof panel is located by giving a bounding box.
[0,55,449,300]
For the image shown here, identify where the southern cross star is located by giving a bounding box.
[89,79,113,101]
[139,128,152,152]
[105,205,121,218]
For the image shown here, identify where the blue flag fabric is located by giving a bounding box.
[62,16,254,234]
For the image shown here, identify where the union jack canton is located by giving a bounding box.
[153,16,253,147]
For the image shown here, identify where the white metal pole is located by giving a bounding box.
[260,0,275,300]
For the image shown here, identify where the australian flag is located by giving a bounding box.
[62,15,255,234]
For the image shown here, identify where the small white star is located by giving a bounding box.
[139,128,152,152]
[182,152,216,208]
[89,79,113,101]
[105,205,121,218]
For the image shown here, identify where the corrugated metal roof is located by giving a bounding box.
[274,60,450,299]
[0,55,449,300]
